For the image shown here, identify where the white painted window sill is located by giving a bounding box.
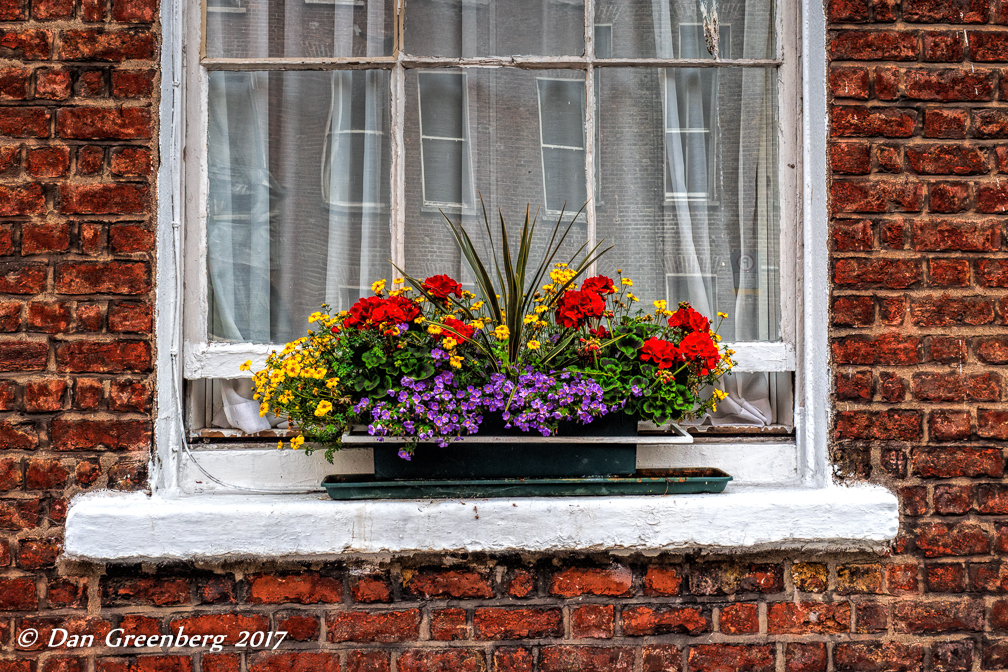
[65,483,898,562]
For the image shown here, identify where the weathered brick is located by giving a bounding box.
[58,184,148,215]
[923,31,965,60]
[540,647,633,672]
[928,182,971,213]
[832,106,916,137]
[688,645,775,672]
[907,145,988,174]
[791,563,828,593]
[59,29,156,61]
[0,340,48,372]
[349,574,391,603]
[550,565,632,597]
[430,608,467,641]
[768,602,851,634]
[838,564,883,594]
[570,604,613,639]
[622,606,709,636]
[925,412,976,442]
[832,181,924,213]
[474,608,563,640]
[0,29,51,59]
[50,419,150,451]
[924,108,968,137]
[913,219,998,251]
[830,68,871,100]
[56,341,151,373]
[786,643,827,672]
[916,523,990,557]
[247,653,338,672]
[326,610,420,643]
[719,604,758,634]
[904,0,988,20]
[57,108,151,140]
[247,574,342,605]
[641,646,682,672]
[830,31,919,60]
[831,143,871,173]
[912,294,994,326]
[834,642,924,672]
[905,68,995,101]
[934,484,973,514]
[0,185,45,216]
[405,570,493,599]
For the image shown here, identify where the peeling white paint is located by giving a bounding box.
[65,484,898,562]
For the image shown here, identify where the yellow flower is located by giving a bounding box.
[628,293,639,302]
[240,360,252,372]
[462,290,476,299]
[494,325,509,340]
[471,319,485,330]
[277,441,283,450]
[326,377,341,390]
[315,400,333,417]
[371,279,386,295]
[714,389,729,400]
[449,354,463,369]
[535,305,548,314]
[291,435,305,450]
[717,311,728,319]
[259,401,269,417]
[621,278,633,286]
[471,301,484,310]
[653,300,667,311]
[415,315,426,324]
[442,336,458,350]
[527,339,541,350]
[284,359,301,377]
[308,311,323,324]
[427,324,442,335]
[523,314,538,325]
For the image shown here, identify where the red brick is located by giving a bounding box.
[915,219,999,251]
[969,562,1008,592]
[31,0,72,18]
[107,224,153,254]
[75,459,102,486]
[719,604,758,634]
[922,31,965,60]
[984,640,1008,670]
[875,66,900,99]
[111,70,154,97]
[934,484,973,514]
[978,484,1008,514]
[474,607,563,640]
[834,258,922,288]
[112,0,156,21]
[928,182,971,213]
[831,143,871,174]
[767,602,850,634]
[978,182,1008,212]
[830,68,870,100]
[81,0,104,20]
[349,574,390,603]
[76,70,107,97]
[56,341,150,373]
[622,606,709,636]
[926,412,975,442]
[168,614,268,641]
[838,564,884,594]
[893,599,983,633]
[836,409,922,440]
[75,303,103,331]
[430,608,467,641]
[540,647,633,672]
[110,148,151,176]
[0,67,29,99]
[977,337,1008,363]
[688,645,774,672]
[641,646,682,672]
[836,371,872,400]
[832,219,874,250]
[912,372,1000,401]
[76,147,104,176]
[0,340,48,372]
[0,29,51,59]
[0,577,37,609]
[916,522,990,557]
[107,459,146,489]
[57,261,150,295]
[876,145,902,172]
[199,577,234,605]
[0,184,45,216]
[927,259,968,287]
[23,379,66,413]
[0,421,39,449]
[550,565,631,597]
[326,610,419,643]
[831,106,916,137]
[507,570,536,598]
[57,108,151,140]
[930,336,967,362]
[974,109,1008,139]
[0,147,18,174]
[22,223,70,255]
[275,614,318,641]
[832,296,874,327]
[830,0,869,20]
[924,108,968,137]
[58,184,147,215]
[393,650,483,672]
[833,334,920,364]
[51,419,150,451]
[834,642,924,672]
[17,538,59,569]
[904,0,988,20]
[247,574,342,604]
[47,578,86,608]
[247,653,338,672]
[0,458,21,490]
[59,29,156,61]
[786,643,826,672]
[571,604,613,639]
[0,380,15,410]
[0,301,21,332]
[907,145,988,175]
[406,570,493,599]
[36,68,71,99]
[829,31,919,60]
[905,68,995,101]
[346,652,388,672]
[966,31,1008,61]
[857,604,896,633]
[926,563,966,592]
[26,301,70,334]
[979,409,1008,439]
[912,295,994,326]
[493,648,533,672]
[886,564,919,594]
[977,259,1008,287]
[0,108,50,138]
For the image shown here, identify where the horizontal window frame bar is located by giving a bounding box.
[201,57,783,71]
[184,340,794,379]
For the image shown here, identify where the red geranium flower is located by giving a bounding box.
[581,275,616,295]
[667,304,711,333]
[441,316,475,342]
[640,337,681,370]
[342,295,420,330]
[422,274,463,303]
[588,325,610,339]
[555,289,606,328]
[679,331,721,372]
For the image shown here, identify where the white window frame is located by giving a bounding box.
[63,0,899,561]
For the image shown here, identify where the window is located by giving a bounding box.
[418,71,475,209]
[64,0,900,562]
[537,78,587,214]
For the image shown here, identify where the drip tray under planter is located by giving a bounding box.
[321,468,732,500]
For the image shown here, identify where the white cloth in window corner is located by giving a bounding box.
[212,379,286,433]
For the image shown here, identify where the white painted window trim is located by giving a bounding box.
[65,0,898,561]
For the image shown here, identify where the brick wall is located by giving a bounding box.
[4,0,1008,668]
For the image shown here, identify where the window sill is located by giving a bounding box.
[65,483,897,562]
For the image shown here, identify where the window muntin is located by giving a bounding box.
[187,0,797,436]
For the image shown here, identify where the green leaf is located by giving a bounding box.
[361,348,386,368]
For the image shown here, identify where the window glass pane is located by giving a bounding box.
[404,0,584,57]
[682,371,793,428]
[206,0,395,59]
[595,0,774,60]
[206,70,391,345]
[595,67,779,344]
[404,68,588,282]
